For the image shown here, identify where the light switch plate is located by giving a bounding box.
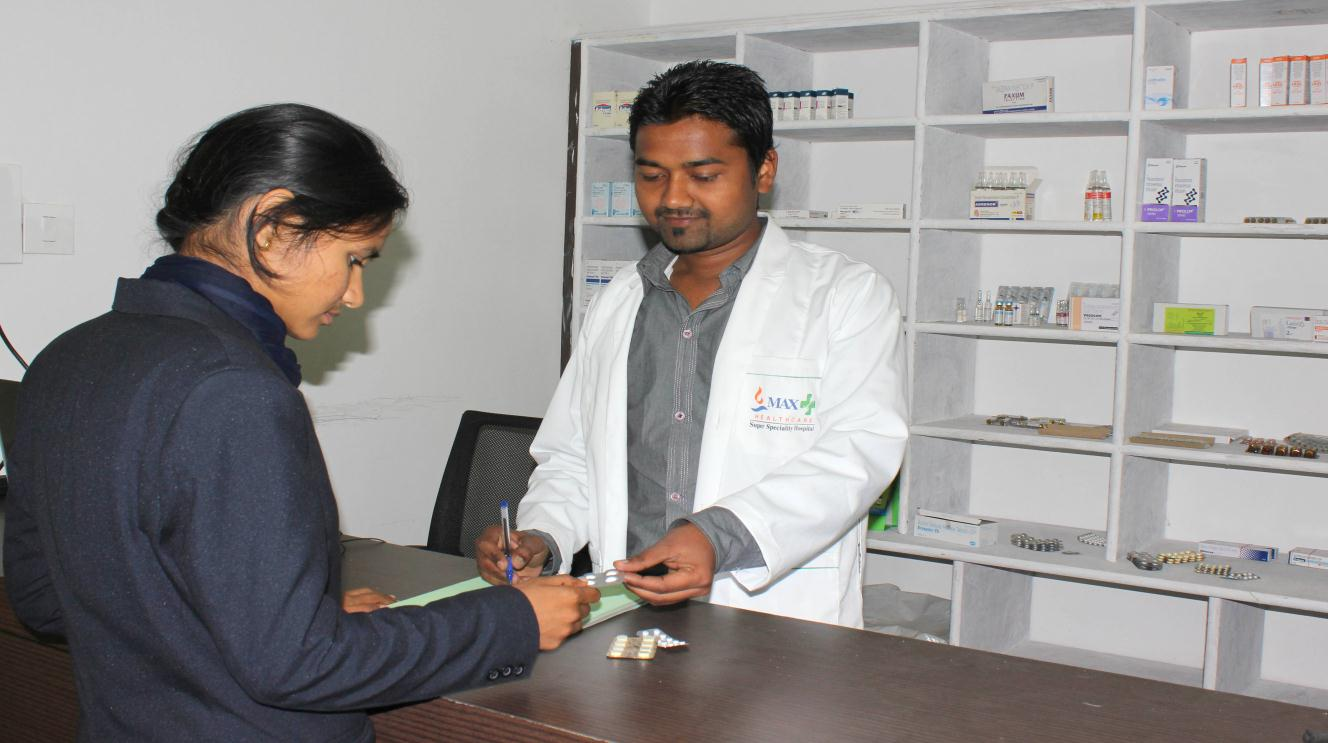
[23,202,75,255]
[0,165,20,264]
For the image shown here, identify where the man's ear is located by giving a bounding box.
[756,149,778,194]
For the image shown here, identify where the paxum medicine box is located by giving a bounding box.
[1140,158,1173,222]
[982,77,1054,114]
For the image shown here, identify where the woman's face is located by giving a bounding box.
[255,227,390,341]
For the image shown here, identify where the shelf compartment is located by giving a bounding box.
[773,118,916,142]
[952,563,1206,687]
[912,414,1115,454]
[925,10,1133,116]
[1210,599,1328,708]
[1118,457,1328,613]
[870,517,1328,615]
[1137,121,1328,224]
[768,139,915,223]
[770,217,910,231]
[919,125,1127,222]
[926,113,1129,138]
[921,219,1122,235]
[593,35,738,63]
[1128,332,1328,357]
[1133,222,1328,239]
[1147,0,1328,111]
[582,216,648,228]
[1123,441,1328,476]
[903,437,1110,536]
[743,26,919,120]
[912,333,1117,426]
[1122,343,1328,449]
[1138,107,1328,135]
[913,322,1117,344]
[914,228,1121,327]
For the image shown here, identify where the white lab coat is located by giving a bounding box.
[520,220,908,627]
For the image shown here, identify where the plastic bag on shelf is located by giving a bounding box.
[863,583,950,644]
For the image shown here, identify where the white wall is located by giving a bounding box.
[0,0,648,544]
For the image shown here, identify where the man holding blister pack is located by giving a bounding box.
[477,60,907,627]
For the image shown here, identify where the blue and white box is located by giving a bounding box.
[1145,66,1175,110]
[913,509,998,548]
[609,182,634,217]
[589,182,611,217]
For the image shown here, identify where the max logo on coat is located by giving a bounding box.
[750,386,818,433]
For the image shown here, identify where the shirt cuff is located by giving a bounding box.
[682,507,766,573]
[522,529,563,576]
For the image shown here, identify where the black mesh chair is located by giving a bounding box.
[426,410,543,558]
[425,410,592,575]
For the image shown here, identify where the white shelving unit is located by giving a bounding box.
[570,0,1328,708]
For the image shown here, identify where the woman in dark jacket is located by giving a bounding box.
[3,103,596,742]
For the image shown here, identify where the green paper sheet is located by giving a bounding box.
[388,576,644,627]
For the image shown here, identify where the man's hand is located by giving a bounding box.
[614,522,715,605]
[515,576,601,650]
[476,525,550,585]
[341,587,396,613]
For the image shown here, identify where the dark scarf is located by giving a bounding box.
[141,254,302,386]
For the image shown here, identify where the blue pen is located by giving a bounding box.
[500,500,514,584]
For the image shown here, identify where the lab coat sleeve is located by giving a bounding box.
[517,327,593,574]
[158,369,539,710]
[717,268,908,592]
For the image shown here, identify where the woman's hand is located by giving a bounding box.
[341,586,396,613]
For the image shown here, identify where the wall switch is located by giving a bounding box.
[0,165,20,264]
[23,203,75,255]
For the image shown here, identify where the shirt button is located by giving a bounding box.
[669,492,682,503]
[681,329,693,338]
[674,411,685,421]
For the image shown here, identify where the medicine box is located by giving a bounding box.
[1144,66,1174,110]
[609,182,634,217]
[767,209,828,219]
[982,77,1054,114]
[1140,158,1173,222]
[1260,56,1288,107]
[1152,303,1229,336]
[1311,55,1328,105]
[1289,547,1328,570]
[834,203,905,220]
[613,91,636,129]
[1288,56,1309,105]
[913,509,997,548]
[1251,306,1328,340]
[589,182,611,216]
[1069,296,1120,331]
[1170,158,1205,223]
[1199,540,1278,563]
[591,91,616,128]
[1230,58,1247,108]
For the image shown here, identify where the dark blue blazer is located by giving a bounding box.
[3,277,538,742]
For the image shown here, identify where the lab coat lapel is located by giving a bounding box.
[694,218,791,509]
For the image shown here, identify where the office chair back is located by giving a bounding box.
[427,410,542,558]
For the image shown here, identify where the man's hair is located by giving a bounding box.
[629,60,774,178]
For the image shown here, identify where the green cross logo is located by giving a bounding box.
[799,393,816,416]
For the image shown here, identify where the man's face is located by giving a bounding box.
[633,115,776,255]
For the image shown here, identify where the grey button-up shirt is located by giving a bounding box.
[533,228,768,575]
[622,234,765,573]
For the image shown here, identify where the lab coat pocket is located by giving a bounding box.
[738,356,823,456]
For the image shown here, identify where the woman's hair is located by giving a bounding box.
[156,103,409,278]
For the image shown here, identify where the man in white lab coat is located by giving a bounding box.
[477,60,907,627]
